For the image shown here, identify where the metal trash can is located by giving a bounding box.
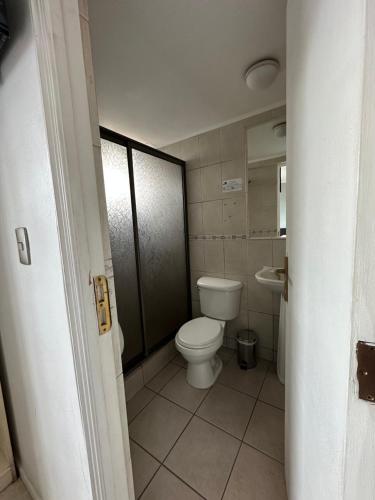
[236,330,258,370]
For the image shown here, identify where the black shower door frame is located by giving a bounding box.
[100,127,192,372]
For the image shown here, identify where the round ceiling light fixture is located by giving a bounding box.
[245,58,280,91]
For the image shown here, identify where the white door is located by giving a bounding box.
[286,1,375,499]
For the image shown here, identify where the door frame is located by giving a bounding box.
[29,0,133,498]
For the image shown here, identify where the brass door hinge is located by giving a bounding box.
[94,275,112,335]
[357,341,375,402]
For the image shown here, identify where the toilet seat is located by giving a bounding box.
[176,317,222,349]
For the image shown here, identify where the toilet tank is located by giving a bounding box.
[197,277,242,321]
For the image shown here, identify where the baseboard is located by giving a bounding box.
[18,466,42,500]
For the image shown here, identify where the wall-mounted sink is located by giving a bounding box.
[255,266,285,294]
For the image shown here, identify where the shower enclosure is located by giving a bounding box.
[100,128,191,371]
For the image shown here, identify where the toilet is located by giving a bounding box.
[175,277,242,389]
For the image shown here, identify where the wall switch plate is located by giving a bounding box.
[15,227,31,265]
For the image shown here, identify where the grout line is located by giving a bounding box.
[161,411,195,464]
[242,441,285,466]
[161,464,206,499]
[194,414,242,443]
[156,389,198,415]
[129,438,162,465]
[137,462,162,499]
[220,361,269,499]
[127,390,158,424]
[129,357,285,498]
[145,365,183,394]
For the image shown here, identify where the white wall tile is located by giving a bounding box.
[189,240,205,271]
[220,122,245,162]
[272,238,287,267]
[203,240,224,274]
[190,271,202,300]
[248,311,274,350]
[247,239,273,276]
[201,164,222,201]
[222,158,245,179]
[258,347,274,362]
[188,203,203,234]
[223,336,237,350]
[199,129,221,166]
[223,198,246,234]
[248,276,273,314]
[180,136,200,169]
[224,239,247,274]
[226,310,249,338]
[202,200,223,234]
[186,169,203,203]
[192,300,201,318]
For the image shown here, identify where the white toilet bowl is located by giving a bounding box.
[175,317,225,389]
[176,276,242,389]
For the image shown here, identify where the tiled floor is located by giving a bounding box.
[127,347,287,499]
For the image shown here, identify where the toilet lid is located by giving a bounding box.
[177,317,222,348]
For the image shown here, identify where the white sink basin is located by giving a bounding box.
[255,266,285,294]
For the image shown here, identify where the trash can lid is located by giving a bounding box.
[236,329,257,346]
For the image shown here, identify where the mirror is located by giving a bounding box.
[247,118,286,238]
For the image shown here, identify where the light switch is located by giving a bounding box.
[15,227,31,265]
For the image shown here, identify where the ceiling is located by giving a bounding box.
[88,0,286,148]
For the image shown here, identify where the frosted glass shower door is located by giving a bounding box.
[101,139,144,365]
[131,149,190,351]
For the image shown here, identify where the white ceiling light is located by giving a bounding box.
[245,59,280,91]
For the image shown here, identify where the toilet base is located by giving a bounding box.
[186,354,223,389]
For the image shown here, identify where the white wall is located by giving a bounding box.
[0,1,92,498]
[286,1,366,499]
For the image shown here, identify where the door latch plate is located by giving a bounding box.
[357,341,375,402]
[94,275,112,335]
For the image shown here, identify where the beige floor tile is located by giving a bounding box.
[165,416,240,500]
[197,384,256,439]
[172,352,188,368]
[218,358,269,398]
[146,363,181,392]
[0,481,32,500]
[259,368,285,410]
[244,401,285,462]
[223,444,287,500]
[129,395,191,461]
[130,441,160,499]
[161,370,208,412]
[127,387,155,423]
[142,466,202,500]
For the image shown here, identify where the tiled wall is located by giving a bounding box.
[162,108,286,361]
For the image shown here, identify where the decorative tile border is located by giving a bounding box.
[189,233,285,241]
